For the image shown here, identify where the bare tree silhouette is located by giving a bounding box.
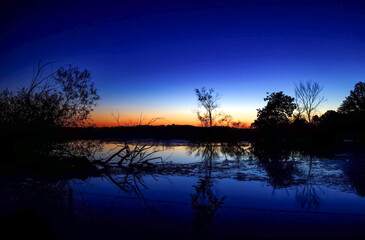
[111,111,163,127]
[111,111,121,126]
[194,87,221,127]
[231,120,247,129]
[294,81,325,122]
[218,114,233,127]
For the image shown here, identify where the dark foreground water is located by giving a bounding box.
[1,140,365,239]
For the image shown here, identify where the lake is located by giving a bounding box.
[1,140,365,239]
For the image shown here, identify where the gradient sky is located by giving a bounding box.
[1,0,365,126]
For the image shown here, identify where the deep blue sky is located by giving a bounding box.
[1,0,365,126]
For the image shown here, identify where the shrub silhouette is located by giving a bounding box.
[0,61,100,128]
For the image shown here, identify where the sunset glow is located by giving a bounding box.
[1,0,364,127]
[2,1,365,239]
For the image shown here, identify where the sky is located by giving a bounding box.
[1,0,365,127]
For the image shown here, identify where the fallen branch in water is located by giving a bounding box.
[96,141,164,169]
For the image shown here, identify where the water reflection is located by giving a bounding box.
[191,176,226,238]
[101,140,228,238]
[249,142,299,188]
[2,140,365,239]
[52,140,106,161]
[0,176,73,239]
[187,141,247,162]
[343,155,365,197]
[187,142,229,238]
[104,171,148,201]
[295,157,322,209]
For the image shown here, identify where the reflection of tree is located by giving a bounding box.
[249,142,297,188]
[0,140,110,238]
[5,140,103,179]
[105,170,149,202]
[187,141,247,163]
[52,140,105,161]
[295,157,322,209]
[220,142,247,160]
[100,141,165,207]
[343,157,365,197]
[0,177,72,238]
[101,141,163,167]
[188,142,220,162]
[188,142,228,238]
[191,176,226,238]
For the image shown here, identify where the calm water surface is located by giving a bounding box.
[1,140,365,239]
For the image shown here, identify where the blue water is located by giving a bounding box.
[2,141,365,239]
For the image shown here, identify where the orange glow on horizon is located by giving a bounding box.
[88,111,254,128]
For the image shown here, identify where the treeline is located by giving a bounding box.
[46,125,253,142]
[250,82,365,145]
[0,61,364,145]
[193,81,365,144]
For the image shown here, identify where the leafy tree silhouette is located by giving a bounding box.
[338,81,365,114]
[252,91,296,129]
[0,61,100,128]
